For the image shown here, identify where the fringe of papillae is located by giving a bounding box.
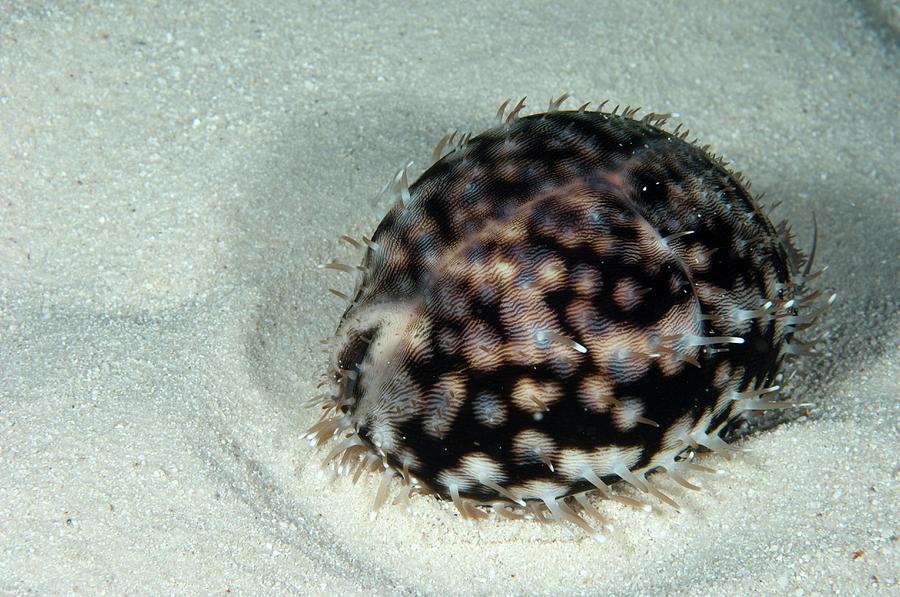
[306,338,834,537]
[309,94,836,536]
[307,385,728,537]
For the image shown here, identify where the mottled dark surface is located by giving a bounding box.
[330,109,808,505]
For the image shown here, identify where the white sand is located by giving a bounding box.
[1,1,897,594]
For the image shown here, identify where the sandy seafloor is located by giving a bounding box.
[1,1,898,595]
